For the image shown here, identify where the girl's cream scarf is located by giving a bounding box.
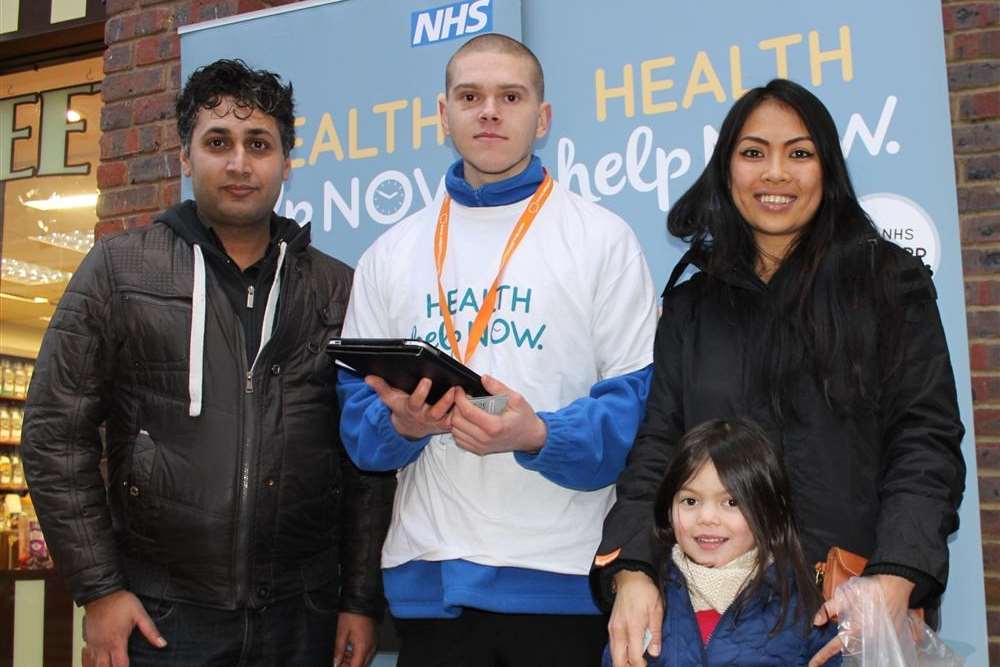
[671,544,759,613]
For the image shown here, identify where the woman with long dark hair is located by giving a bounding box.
[595,79,965,666]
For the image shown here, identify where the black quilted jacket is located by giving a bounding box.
[22,202,395,614]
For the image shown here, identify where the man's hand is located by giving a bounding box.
[608,570,663,667]
[366,376,455,440]
[450,375,546,455]
[82,590,166,667]
[334,612,377,667]
[809,574,915,666]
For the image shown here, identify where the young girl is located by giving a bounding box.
[604,418,840,666]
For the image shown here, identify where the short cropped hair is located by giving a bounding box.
[445,33,545,100]
[176,59,296,156]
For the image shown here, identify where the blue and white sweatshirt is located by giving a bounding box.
[338,156,657,617]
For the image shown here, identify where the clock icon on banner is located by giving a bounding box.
[367,172,412,224]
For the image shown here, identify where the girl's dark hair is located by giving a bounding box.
[653,418,822,633]
[176,59,296,156]
[667,79,898,420]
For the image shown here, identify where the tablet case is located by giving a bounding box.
[327,338,487,403]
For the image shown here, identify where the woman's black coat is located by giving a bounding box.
[598,241,965,607]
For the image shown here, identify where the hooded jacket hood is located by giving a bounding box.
[664,247,762,297]
[156,199,311,258]
[666,232,888,298]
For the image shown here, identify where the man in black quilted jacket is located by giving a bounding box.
[22,59,394,667]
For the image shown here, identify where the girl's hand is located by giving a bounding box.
[808,602,842,667]
[608,570,663,667]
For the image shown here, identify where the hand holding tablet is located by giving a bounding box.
[327,338,508,415]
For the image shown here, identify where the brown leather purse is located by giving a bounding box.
[815,546,924,618]
[814,546,868,601]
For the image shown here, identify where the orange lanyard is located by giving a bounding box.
[434,173,554,365]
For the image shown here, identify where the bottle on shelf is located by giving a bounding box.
[0,456,11,485]
[0,360,13,398]
[17,495,50,569]
[11,456,23,487]
[13,363,26,400]
[10,408,21,444]
[0,407,9,443]
[24,362,33,396]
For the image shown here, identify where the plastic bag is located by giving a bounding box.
[833,576,963,666]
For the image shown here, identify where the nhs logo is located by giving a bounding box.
[411,0,493,47]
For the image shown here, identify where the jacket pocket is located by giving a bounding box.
[308,301,347,386]
[303,586,340,615]
[123,429,159,541]
[119,291,194,398]
[120,290,191,308]
[135,595,177,623]
[301,545,341,614]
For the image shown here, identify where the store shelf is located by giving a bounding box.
[0,485,27,494]
[0,396,26,403]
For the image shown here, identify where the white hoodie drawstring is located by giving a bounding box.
[189,244,206,417]
[253,241,287,366]
[188,240,288,417]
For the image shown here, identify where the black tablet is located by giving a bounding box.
[327,338,487,403]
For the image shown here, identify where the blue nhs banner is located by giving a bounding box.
[411,0,493,47]
[181,0,986,664]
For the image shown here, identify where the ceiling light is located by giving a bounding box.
[66,109,82,122]
[1,258,71,286]
[22,193,98,211]
[0,292,50,304]
[29,229,94,254]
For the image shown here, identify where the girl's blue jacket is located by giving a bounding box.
[603,565,842,666]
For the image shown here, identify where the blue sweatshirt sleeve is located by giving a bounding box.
[513,366,651,491]
[337,369,431,471]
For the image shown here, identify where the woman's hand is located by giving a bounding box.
[808,574,915,666]
[608,570,663,667]
[871,574,915,621]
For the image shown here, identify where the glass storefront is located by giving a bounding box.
[0,54,103,569]
[1,55,102,359]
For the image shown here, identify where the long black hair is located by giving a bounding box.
[653,418,821,632]
[667,79,900,420]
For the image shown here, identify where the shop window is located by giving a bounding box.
[0,56,102,569]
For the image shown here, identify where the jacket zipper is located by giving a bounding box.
[232,255,294,606]
[233,323,251,606]
[247,285,255,309]
[689,580,739,661]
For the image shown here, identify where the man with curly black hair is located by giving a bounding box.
[22,59,393,667]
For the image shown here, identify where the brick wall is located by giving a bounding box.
[96,0,1000,658]
[946,0,1000,662]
